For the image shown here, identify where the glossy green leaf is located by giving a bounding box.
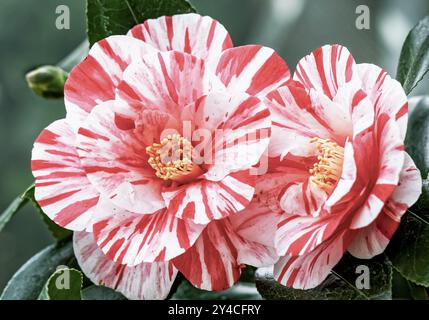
[0,188,29,233]
[82,285,127,300]
[396,16,429,95]
[255,254,392,300]
[23,185,72,242]
[392,269,428,300]
[38,268,83,300]
[1,241,74,300]
[87,0,196,46]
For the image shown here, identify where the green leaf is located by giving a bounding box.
[404,96,429,178]
[82,285,127,300]
[387,209,429,287]
[392,269,428,300]
[38,268,83,300]
[255,254,392,300]
[171,280,262,300]
[387,96,429,287]
[23,185,72,242]
[87,0,196,46]
[396,16,429,95]
[1,184,71,241]
[1,241,74,300]
[0,188,30,233]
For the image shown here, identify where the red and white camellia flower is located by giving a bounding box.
[236,44,422,289]
[31,13,290,298]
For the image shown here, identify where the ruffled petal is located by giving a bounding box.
[128,13,233,66]
[293,44,358,100]
[172,221,241,291]
[229,201,281,248]
[92,197,205,265]
[64,36,157,130]
[116,51,225,118]
[31,119,99,231]
[181,92,271,181]
[74,231,177,300]
[76,101,165,214]
[266,84,334,158]
[275,213,343,257]
[215,45,290,98]
[274,230,353,289]
[173,220,277,291]
[162,171,255,224]
[357,63,408,138]
[350,115,404,229]
[348,153,422,258]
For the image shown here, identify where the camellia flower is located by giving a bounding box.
[31,13,290,298]
[236,44,422,289]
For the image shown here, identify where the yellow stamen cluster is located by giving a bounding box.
[146,134,194,181]
[309,137,344,192]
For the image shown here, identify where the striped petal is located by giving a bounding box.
[31,119,99,231]
[279,179,328,217]
[266,84,334,158]
[274,230,353,289]
[357,63,408,138]
[128,13,233,66]
[181,92,271,181]
[275,213,342,257]
[76,100,165,215]
[64,36,157,131]
[74,231,177,300]
[92,197,205,265]
[116,51,225,116]
[173,220,277,291]
[348,153,422,258]
[229,201,281,248]
[350,114,404,229]
[215,45,290,98]
[173,221,241,291]
[162,171,255,224]
[293,44,358,100]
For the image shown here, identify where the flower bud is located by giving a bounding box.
[25,65,68,99]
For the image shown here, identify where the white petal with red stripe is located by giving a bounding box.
[215,45,290,98]
[350,115,404,229]
[92,197,205,265]
[31,119,99,231]
[275,213,342,257]
[293,44,358,100]
[172,221,241,291]
[229,201,281,248]
[274,230,353,289]
[162,171,255,224]
[173,220,276,291]
[266,84,334,158]
[128,13,233,66]
[348,153,422,258]
[65,36,157,130]
[181,92,271,181]
[116,51,225,116]
[76,100,165,215]
[357,63,408,138]
[74,231,177,300]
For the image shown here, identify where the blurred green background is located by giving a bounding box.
[1,0,428,292]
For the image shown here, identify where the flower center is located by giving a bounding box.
[146,134,201,182]
[309,137,344,192]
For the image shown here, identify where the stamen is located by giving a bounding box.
[146,134,201,182]
[309,138,344,192]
